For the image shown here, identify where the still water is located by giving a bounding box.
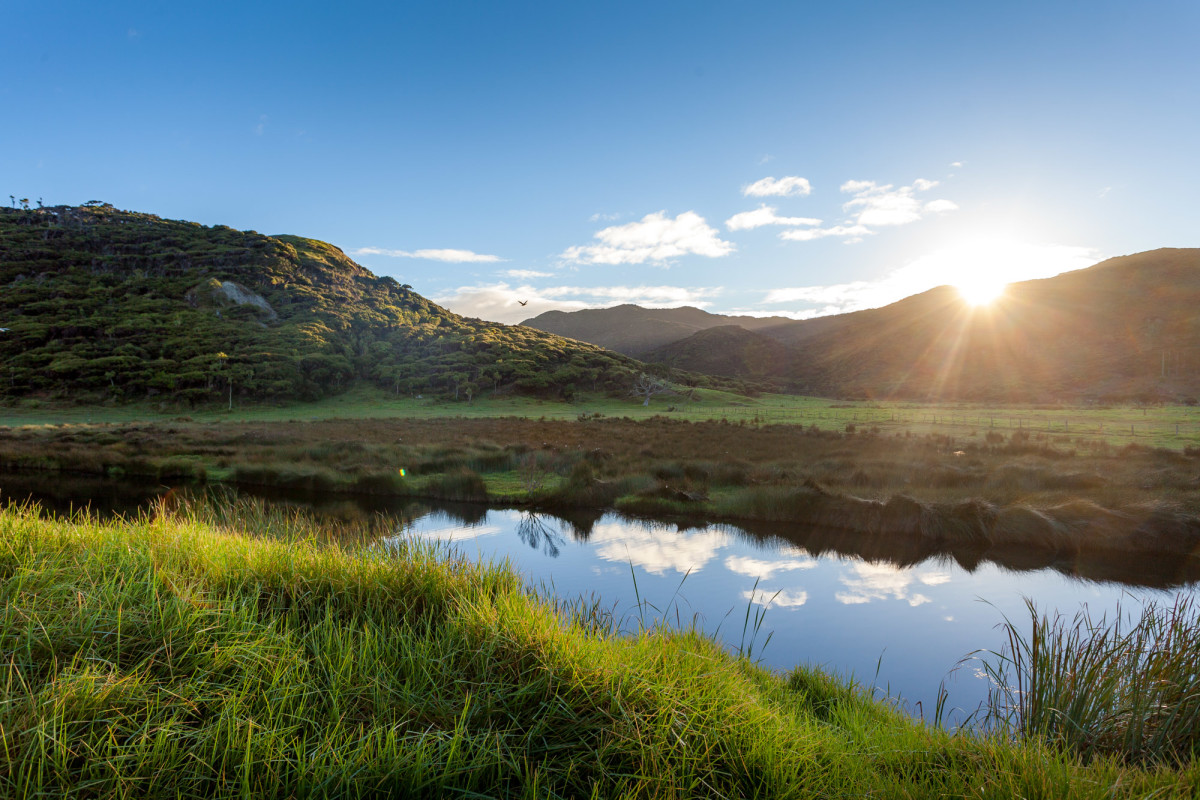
[393,507,1197,722]
[5,470,1197,722]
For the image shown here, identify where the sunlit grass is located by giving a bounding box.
[5,384,1200,450]
[1,498,1197,797]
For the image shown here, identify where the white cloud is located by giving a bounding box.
[744,176,812,197]
[764,280,877,305]
[841,180,925,227]
[779,224,873,242]
[590,212,621,222]
[432,282,723,324]
[354,247,503,263]
[780,177,958,243]
[950,161,964,168]
[562,211,734,265]
[923,199,959,214]
[505,269,553,279]
[763,239,1102,317]
[725,205,822,231]
[839,179,877,195]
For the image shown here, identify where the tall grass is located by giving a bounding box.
[3,499,1195,796]
[978,595,1200,765]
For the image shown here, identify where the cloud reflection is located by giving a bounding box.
[402,524,503,542]
[835,562,942,606]
[725,555,817,580]
[743,587,809,609]
[590,523,730,576]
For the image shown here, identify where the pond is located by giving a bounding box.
[5,470,1198,724]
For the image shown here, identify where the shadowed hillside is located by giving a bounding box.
[788,249,1200,401]
[0,204,651,405]
[642,325,794,380]
[524,249,1200,402]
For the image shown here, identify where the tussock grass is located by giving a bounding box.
[2,500,1196,797]
[979,596,1200,765]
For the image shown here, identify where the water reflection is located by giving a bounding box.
[515,513,566,556]
[5,469,1200,721]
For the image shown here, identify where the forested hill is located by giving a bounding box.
[0,203,646,404]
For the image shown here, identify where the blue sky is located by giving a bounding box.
[5,1,1198,323]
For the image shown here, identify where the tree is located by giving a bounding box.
[631,372,675,406]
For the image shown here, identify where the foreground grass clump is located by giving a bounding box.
[980,596,1200,766]
[1,502,1197,798]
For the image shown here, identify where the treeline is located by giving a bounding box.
[0,203,686,405]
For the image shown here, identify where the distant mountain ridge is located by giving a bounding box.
[523,249,1200,402]
[523,305,796,357]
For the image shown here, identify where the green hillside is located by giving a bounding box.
[0,204,648,405]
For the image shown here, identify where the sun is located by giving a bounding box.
[955,276,1007,306]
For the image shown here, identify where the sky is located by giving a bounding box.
[4,1,1198,324]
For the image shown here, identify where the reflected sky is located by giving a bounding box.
[393,508,1197,724]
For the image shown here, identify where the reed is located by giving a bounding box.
[978,595,1200,765]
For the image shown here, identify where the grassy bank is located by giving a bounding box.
[1,499,1197,798]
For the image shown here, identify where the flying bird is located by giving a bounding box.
[517,300,528,306]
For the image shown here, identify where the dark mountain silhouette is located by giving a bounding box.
[524,249,1200,402]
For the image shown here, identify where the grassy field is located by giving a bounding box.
[5,384,1200,450]
[2,498,1197,798]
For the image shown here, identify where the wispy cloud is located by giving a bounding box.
[354,247,503,263]
[764,240,1102,317]
[776,177,957,243]
[841,178,948,227]
[433,282,723,324]
[725,204,822,231]
[561,211,733,265]
[743,176,812,197]
[779,224,872,242]
[504,269,553,279]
